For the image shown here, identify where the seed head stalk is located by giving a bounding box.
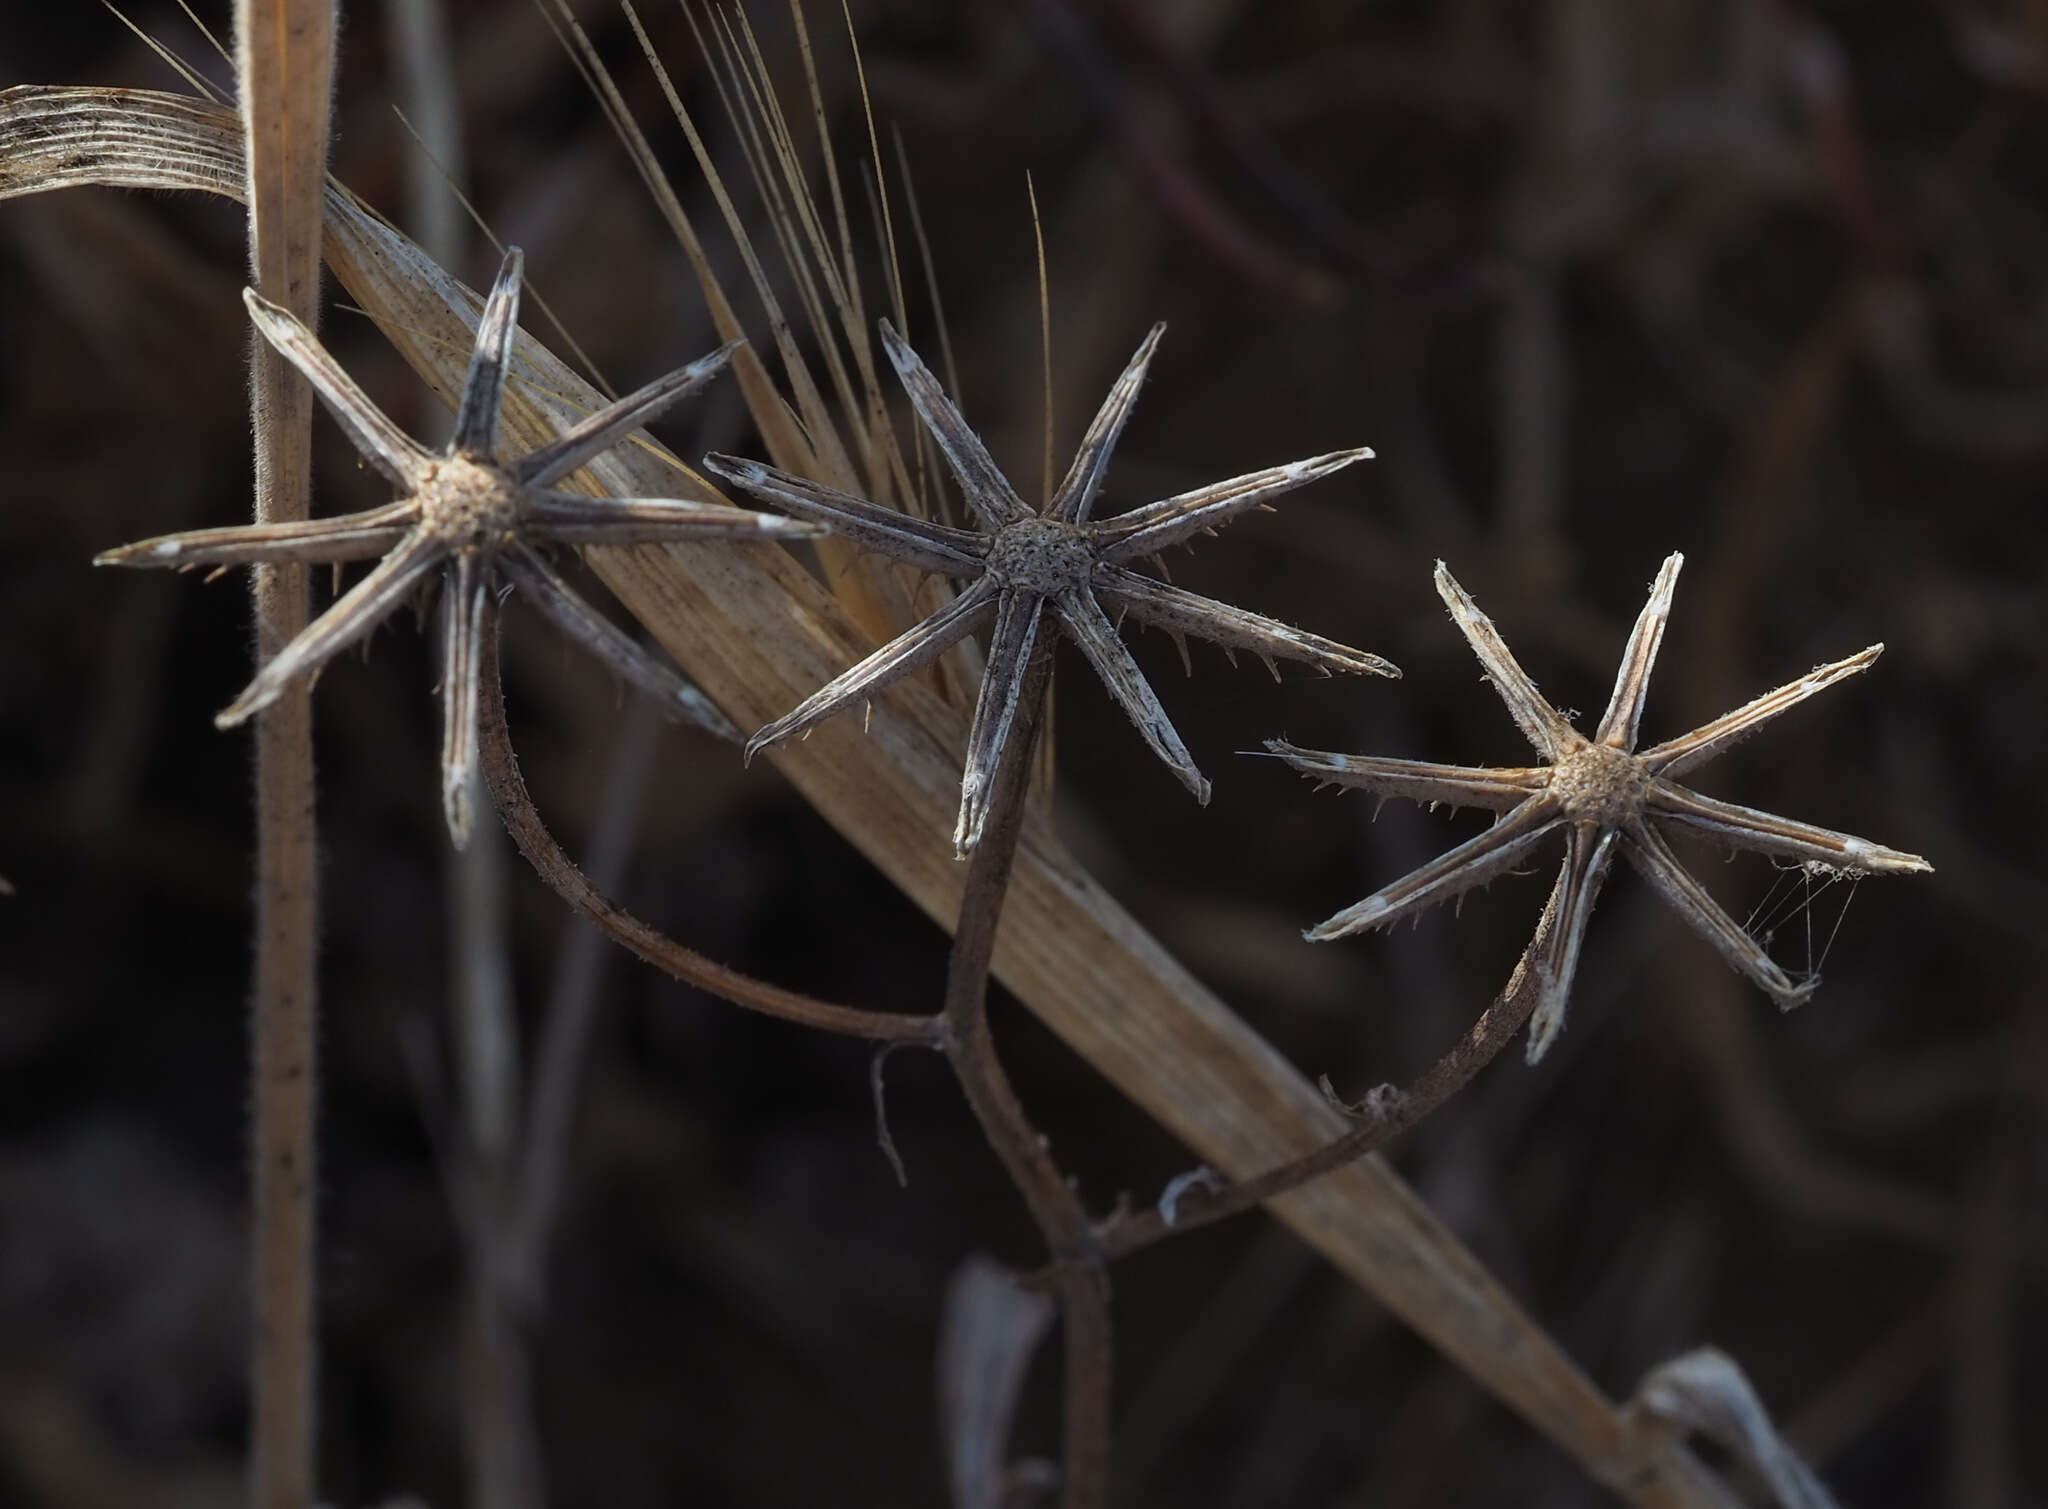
[937,642,1112,1509]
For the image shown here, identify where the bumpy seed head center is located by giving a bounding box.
[982,516,1096,595]
[1548,740,1650,826]
[418,456,523,548]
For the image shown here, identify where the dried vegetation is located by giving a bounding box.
[0,2,2039,1507]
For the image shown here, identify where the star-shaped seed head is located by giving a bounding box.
[97,247,822,846]
[704,320,1398,855]
[1273,553,1931,1063]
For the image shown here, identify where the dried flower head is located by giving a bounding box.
[705,321,1398,854]
[1274,553,1931,1062]
[97,247,821,845]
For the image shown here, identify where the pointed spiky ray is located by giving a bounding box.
[1304,796,1563,941]
[744,579,1000,758]
[1050,322,1164,524]
[1595,552,1681,748]
[701,454,985,573]
[514,342,743,487]
[440,552,489,847]
[451,247,523,456]
[1280,552,1930,1060]
[712,320,1395,854]
[1640,645,1886,778]
[878,318,1031,530]
[1262,742,1544,813]
[96,500,419,567]
[1095,568,1396,679]
[241,292,429,489]
[1432,560,1575,760]
[1094,450,1374,563]
[1523,827,1618,1064]
[98,246,819,844]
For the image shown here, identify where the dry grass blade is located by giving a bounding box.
[0,86,1741,1508]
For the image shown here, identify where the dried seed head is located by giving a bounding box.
[721,320,1394,848]
[1546,740,1649,826]
[416,456,522,549]
[95,245,777,844]
[982,516,1095,595]
[1286,553,1930,1060]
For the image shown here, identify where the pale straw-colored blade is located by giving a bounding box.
[879,318,1030,530]
[1640,646,1885,780]
[243,288,430,488]
[1305,795,1564,941]
[525,490,824,545]
[1623,820,1817,1009]
[96,499,419,568]
[1049,323,1164,524]
[515,340,741,487]
[500,544,737,740]
[450,246,522,457]
[1595,553,1682,750]
[1647,783,1931,874]
[746,576,1000,761]
[1096,448,1374,563]
[439,552,488,848]
[216,526,442,727]
[1053,588,1209,806]
[704,453,986,574]
[1265,742,1545,813]
[1093,566,1397,679]
[1524,825,1619,1064]
[1434,560,1577,761]
[954,590,1048,855]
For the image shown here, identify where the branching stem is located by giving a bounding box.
[1099,915,1556,1261]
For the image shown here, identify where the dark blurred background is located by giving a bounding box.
[1,2,2043,1505]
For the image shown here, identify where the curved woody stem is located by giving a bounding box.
[475,623,942,1046]
[1099,893,1562,1261]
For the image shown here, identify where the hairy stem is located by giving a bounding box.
[476,623,942,1045]
[236,3,336,1506]
[939,646,1113,1509]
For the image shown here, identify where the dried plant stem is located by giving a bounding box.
[476,625,942,1047]
[937,645,1111,1509]
[234,5,335,1507]
[446,777,540,1509]
[1099,888,1560,1261]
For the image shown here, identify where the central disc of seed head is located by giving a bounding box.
[981,515,1096,595]
[1547,739,1650,826]
[418,455,523,549]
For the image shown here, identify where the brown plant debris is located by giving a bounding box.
[1275,553,1931,1062]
